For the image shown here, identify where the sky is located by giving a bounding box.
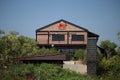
[0,0,120,46]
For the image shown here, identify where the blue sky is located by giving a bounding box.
[0,0,120,46]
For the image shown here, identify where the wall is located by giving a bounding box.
[36,31,87,44]
[63,61,87,75]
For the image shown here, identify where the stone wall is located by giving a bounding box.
[63,61,87,75]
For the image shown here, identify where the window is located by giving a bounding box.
[59,48,77,55]
[72,35,84,41]
[52,34,65,41]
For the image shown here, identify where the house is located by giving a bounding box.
[36,19,99,55]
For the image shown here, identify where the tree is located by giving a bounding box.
[0,34,20,66]
[118,32,120,40]
[116,47,120,56]
[100,40,117,59]
[0,29,5,38]
[0,32,39,67]
[17,35,39,56]
[9,30,19,36]
[74,49,84,60]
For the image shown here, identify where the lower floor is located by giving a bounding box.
[38,44,86,55]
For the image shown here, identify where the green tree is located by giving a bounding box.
[17,35,39,56]
[109,55,120,75]
[74,49,84,60]
[0,29,5,34]
[100,40,117,59]
[0,29,5,38]
[118,32,120,40]
[116,47,120,56]
[0,32,39,66]
[98,55,120,79]
[36,47,60,55]
[9,30,19,36]
[0,34,20,66]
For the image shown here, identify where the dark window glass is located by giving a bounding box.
[52,34,64,41]
[72,35,84,41]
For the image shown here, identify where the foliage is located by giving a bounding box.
[97,48,103,61]
[100,40,117,58]
[109,55,120,76]
[97,58,111,75]
[0,33,40,68]
[0,31,60,69]
[0,29,5,34]
[0,34,20,66]
[0,63,95,80]
[36,47,60,55]
[97,55,120,80]
[1,30,120,80]
[17,35,39,56]
[97,38,120,80]
[0,29,5,38]
[97,46,120,79]
[0,63,35,80]
[83,50,87,64]
[74,49,84,60]
[116,47,120,56]
[9,30,19,36]
[34,63,94,80]
[118,32,120,40]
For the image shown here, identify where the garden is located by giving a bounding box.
[0,30,120,80]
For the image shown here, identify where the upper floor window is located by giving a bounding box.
[52,34,65,41]
[72,35,84,41]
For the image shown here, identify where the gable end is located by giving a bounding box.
[36,19,88,32]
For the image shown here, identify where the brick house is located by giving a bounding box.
[36,19,99,55]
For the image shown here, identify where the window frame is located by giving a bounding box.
[71,34,84,41]
[52,34,65,41]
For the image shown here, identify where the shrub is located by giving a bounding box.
[74,49,84,60]
[1,63,96,80]
[97,55,120,80]
[34,63,94,80]
[0,63,35,80]
[36,47,60,55]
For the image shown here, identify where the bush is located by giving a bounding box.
[35,63,94,80]
[36,47,60,55]
[0,63,95,80]
[97,55,120,80]
[74,49,84,60]
[0,63,35,80]
[109,55,120,76]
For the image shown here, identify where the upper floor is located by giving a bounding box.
[36,19,99,45]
